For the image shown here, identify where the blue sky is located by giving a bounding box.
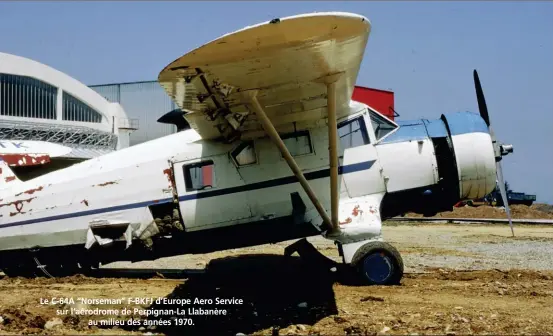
[1,1,552,203]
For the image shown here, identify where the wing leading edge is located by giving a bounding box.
[158,12,371,142]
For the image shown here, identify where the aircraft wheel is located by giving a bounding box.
[351,241,404,286]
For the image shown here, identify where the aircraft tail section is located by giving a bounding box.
[0,159,22,191]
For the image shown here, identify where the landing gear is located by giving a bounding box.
[284,238,404,286]
[352,241,403,285]
[344,240,404,286]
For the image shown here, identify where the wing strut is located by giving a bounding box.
[323,73,344,235]
[244,90,333,231]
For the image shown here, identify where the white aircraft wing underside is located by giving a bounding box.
[158,12,371,141]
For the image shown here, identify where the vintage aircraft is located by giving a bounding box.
[0,12,514,284]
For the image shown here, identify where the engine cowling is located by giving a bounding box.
[441,112,497,200]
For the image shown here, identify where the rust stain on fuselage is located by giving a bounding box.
[0,154,51,167]
[163,168,177,190]
[0,197,36,213]
[10,211,26,217]
[95,181,118,187]
[81,199,89,206]
[352,205,364,217]
[5,176,16,183]
[339,217,352,225]
[15,186,44,197]
[163,168,174,184]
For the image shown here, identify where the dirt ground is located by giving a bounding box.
[404,203,553,220]
[1,222,553,335]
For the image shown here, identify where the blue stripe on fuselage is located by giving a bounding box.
[0,160,375,229]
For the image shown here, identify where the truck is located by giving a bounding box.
[484,181,537,207]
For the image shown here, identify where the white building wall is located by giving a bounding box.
[0,52,133,137]
[90,81,176,147]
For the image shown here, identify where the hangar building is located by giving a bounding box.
[0,52,137,179]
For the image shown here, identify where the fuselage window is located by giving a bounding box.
[369,109,398,141]
[338,117,370,151]
[282,130,313,156]
[231,141,257,166]
[183,160,214,191]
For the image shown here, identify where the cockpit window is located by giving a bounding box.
[369,109,398,141]
[338,117,370,151]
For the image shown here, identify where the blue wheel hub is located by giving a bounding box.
[363,252,393,284]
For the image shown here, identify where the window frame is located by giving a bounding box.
[280,130,314,158]
[183,160,216,192]
[230,140,258,167]
[368,108,399,143]
[337,116,371,152]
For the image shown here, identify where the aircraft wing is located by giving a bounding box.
[158,12,371,142]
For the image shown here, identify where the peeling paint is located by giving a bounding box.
[163,168,176,188]
[15,186,44,197]
[0,154,51,167]
[95,181,118,187]
[339,217,352,225]
[5,176,16,183]
[0,197,36,213]
[81,199,89,206]
[352,205,364,217]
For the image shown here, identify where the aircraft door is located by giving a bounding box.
[172,154,253,230]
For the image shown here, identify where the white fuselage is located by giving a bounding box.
[0,103,497,261]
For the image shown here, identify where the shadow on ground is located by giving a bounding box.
[133,253,356,335]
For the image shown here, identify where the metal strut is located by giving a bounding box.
[245,72,344,235]
[322,73,344,235]
[244,90,333,230]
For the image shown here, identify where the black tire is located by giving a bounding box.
[350,241,404,286]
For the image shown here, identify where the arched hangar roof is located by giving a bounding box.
[0,52,124,129]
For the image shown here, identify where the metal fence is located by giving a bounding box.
[89,81,177,146]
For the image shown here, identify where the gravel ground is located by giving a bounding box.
[103,222,553,273]
[2,222,553,335]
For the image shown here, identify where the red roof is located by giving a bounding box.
[352,86,396,121]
